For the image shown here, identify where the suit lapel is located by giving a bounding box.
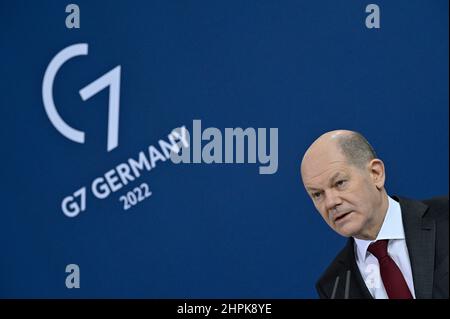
[397,196,436,299]
[335,239,373,299]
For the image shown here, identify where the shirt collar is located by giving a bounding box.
[354,196,405,262]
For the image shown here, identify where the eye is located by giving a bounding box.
[312,191,322,200]
[335,180,347,188]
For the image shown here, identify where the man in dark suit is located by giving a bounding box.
[300,130,448,299]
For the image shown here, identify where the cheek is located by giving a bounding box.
[353,194,373,215]
[314,207,328,223]
[315,205,329,221]
[344,189,368,210]
[348,212,369,231]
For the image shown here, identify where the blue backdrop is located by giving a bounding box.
[0,0,448,298]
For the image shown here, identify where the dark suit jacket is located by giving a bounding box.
[316,196,449,299]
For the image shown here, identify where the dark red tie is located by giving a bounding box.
[368,240,413,299]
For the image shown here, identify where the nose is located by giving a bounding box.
[324,189,342,213]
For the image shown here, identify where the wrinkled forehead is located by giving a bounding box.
[301,145,349,183]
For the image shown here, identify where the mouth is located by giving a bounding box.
[333,211,353,224]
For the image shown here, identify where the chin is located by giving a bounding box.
[335,222,363,238]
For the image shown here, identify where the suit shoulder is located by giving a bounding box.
[422,196,449,219]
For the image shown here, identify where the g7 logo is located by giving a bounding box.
[42,43,121,151]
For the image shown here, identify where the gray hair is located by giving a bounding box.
[337,132,377,169]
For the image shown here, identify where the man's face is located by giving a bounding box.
[301,144,384,239]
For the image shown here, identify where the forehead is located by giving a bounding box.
[301,144,353,186]
[302,161,352,186]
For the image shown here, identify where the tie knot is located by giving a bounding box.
[368,239,389,260]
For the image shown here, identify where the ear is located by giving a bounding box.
[368,159,385,190]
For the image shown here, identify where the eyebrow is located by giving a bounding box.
[329,172,344,185]
[305,172,346,192]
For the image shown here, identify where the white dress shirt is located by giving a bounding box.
[354,196,416,299]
